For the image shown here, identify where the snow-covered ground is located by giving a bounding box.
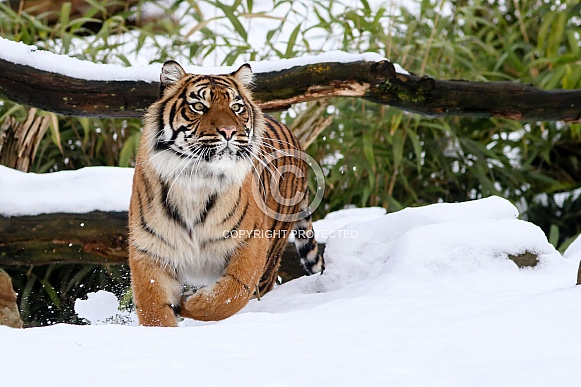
[1,166,581,386]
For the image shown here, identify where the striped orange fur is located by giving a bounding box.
[128,61,324,326]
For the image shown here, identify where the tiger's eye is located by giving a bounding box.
[231,103,243,113]
[192,102,205,112]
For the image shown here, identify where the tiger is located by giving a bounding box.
[128,60,325,326]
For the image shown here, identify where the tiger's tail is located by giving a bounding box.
[294,198,325,275]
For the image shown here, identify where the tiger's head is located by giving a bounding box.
[144,60,264,185]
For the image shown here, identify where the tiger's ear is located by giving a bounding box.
[231,63,254,88]
[161,60,186,87]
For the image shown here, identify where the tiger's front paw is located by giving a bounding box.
[179,276,252,321]
[180,287,212,318]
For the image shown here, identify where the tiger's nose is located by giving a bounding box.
[217,126,236,141]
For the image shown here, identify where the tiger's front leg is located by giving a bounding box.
[180,235,268,321]
[129,246,182,327]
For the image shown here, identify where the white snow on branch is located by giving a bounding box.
[0,37,407,83]
[0,165,133,216]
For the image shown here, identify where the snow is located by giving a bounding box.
[2,167,581,385]
[0,36,407,82]
[564,235,581,262]
[0,37,159,82]
[74,291,121,325]
[289,206,386,243]
[0,165,133,216]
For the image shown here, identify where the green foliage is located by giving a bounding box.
[305,0,581,226]
[0,0,580,325]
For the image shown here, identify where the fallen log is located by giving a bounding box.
[1,55,580,122]
[0,212,128,266]
[0,211,311,282]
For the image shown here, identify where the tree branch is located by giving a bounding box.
[1,57,579,122]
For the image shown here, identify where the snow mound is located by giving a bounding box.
[246,196,571,314]
[320,196,559,292]
[70,196,570,326]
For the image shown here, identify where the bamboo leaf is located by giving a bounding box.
[392,131,404,170]
[214,1,248,41]
[549,224,560,248]
[285,24,301,58]
[184,18,216,39]
[19,274,36,321]
[59,2,71,29]
[39,279,62,309]
[362,131,376,172]
[406,125,423,173]
[119,131,141,167]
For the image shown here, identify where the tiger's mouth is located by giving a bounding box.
[156,134,257,170]
[192,141,253,164]
[198,143,256,179]
[213,147,239,161]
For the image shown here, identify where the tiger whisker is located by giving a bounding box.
[259,142,294,157]
[167,146,205,195]
[255,135,298,149]
[252,148,284,180]
[135,147,175,166]
[241,151,267,203]
[251,152,283,181]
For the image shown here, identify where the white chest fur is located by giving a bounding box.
[144,156,251,287]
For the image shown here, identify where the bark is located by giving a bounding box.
[0,211,311,282]
[0,212,129,266]
[289,101,334,148]
[0,57,579,122]
[0,108,51,172]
